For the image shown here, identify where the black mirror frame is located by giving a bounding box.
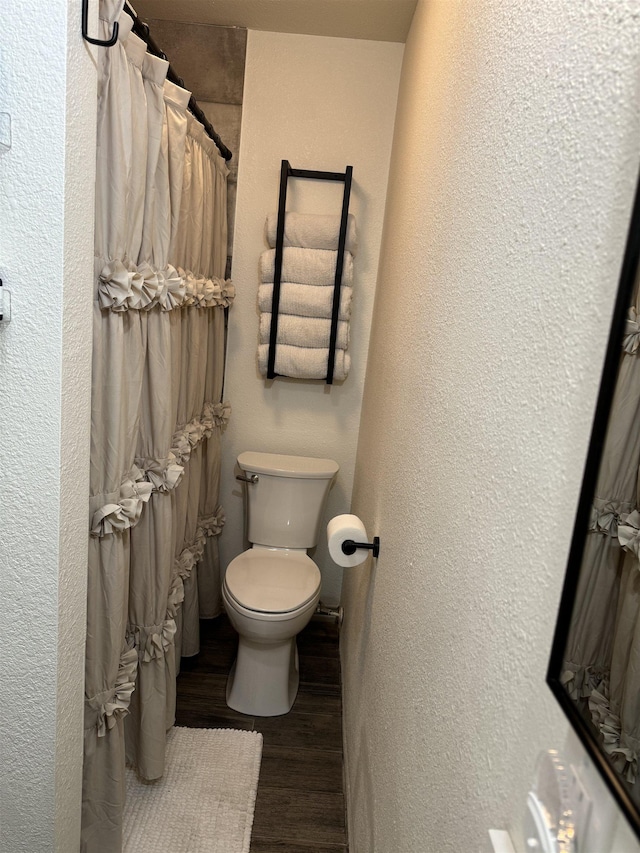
[547,167,640,842]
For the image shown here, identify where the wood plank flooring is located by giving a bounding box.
[176,614,348,852]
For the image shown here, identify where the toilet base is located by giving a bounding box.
[226,636,300,717]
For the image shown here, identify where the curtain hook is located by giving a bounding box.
[82,0,119,47]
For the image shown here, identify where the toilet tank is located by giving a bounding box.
[238,451,339,549]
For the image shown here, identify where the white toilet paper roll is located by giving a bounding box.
[327,514,369,567]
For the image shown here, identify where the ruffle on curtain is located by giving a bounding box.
[98,258,234,312]
[97,260,158,311]
[90,410,229,538]
[167,574,186,619]
[200,505,226,537]
[135,452,184,492]
[560,662,608,701]
[171,402,231,465]
[127,619,178,663]
[85,647,139,738]
[589,498,633,538]
[623,307,640,354]
[202,401,232,428]
[90,466,153,537]
[589,679,640,783]
[175,528,208,582]
[180,268,235,307]
[618,510,640,557]
[157,265,187,310]
[169,506,226,605]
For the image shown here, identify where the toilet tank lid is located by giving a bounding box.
[238,451,339,479]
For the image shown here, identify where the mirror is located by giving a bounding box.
[548,172,640,841]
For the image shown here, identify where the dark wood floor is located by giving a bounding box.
[177,614,348,852]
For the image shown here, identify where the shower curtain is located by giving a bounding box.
[562,270,640,787]
[83,4,233,850]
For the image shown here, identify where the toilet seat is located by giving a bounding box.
[224,548,321,615]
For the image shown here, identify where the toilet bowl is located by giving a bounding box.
[223,548,321,716]
[224,451,338,717]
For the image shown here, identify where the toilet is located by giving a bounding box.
[223,450,339,717]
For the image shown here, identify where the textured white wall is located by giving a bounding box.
[0,2,96,850]
[341,2,640,851]
[220,30,403,604]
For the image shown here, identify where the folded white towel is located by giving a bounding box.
[258,344,351,381]
[260,313,349,350]
[260,247,353,287]
[266,212,357,256]
[258,282,352,321]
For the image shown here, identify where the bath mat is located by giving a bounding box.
[123,727,263,853]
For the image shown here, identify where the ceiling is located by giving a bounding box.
[133,0,418,43]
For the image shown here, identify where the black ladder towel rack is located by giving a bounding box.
[267,160,353,385]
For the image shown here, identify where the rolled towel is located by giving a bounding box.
[260,247,353,286]
[258,282,352,321]
[266,212,357,255]
[260,313,349,350]
[258,344,351,381]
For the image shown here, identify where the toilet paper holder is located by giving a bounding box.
[341,536,380,559]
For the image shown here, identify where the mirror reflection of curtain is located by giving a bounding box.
[83,3,233,850]
[562,269,640,788]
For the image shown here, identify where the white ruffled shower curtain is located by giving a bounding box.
[562,271,640,789]
[83,4,233,850]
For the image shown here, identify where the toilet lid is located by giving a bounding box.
[224,549,321,614]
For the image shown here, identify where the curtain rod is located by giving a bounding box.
[123,3,233,162]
